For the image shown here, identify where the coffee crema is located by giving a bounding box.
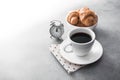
[70,33,92,43]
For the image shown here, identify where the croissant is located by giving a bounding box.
[67,7,98,27]
[79,8,98,26]
[79,7,89,14]
[67,11,79,25]
[76,20,86,27]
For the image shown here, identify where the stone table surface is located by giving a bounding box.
[0,0,120,80]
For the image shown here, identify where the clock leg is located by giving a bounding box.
[57,38,63,42]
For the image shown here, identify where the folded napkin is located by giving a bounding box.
[49,44,84,73]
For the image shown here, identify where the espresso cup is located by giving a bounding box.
[64,28,95,56]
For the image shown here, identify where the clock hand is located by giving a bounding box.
[56,27,58,32]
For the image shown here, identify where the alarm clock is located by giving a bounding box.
[49,20,64,40]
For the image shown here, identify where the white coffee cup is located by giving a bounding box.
[64,28,95,56]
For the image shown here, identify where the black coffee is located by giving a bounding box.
[70,33,92,43]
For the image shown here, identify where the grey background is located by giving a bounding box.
[0,0,120,80]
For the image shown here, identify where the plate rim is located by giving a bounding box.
[60,39,103,65]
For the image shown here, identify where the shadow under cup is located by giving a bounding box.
[67,28,96,57]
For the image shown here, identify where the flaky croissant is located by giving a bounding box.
[76,20,86,27]
[67,11,79,25]
[79,7,98,26]
[67,7,98,27]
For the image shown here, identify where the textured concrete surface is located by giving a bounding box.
[0,0,120,80]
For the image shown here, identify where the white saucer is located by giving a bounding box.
[60,39,103,65]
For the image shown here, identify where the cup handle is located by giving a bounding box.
[64,43,73,53]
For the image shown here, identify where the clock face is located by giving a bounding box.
[50,26,64,38]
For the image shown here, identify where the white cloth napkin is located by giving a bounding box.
[49,44,84,73]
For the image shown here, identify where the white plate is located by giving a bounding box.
[60,39,103,65]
